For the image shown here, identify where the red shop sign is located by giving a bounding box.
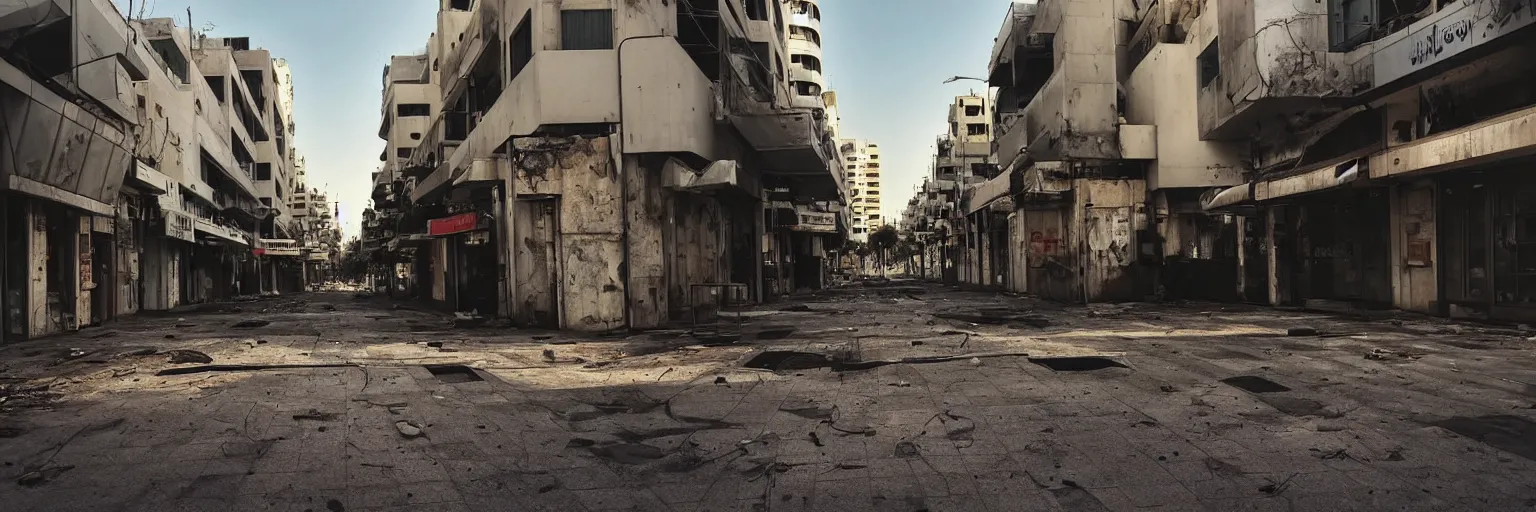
[428,213,479,236]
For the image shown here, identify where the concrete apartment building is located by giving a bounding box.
[935,0,1536,323]
[362,0,847,331]
[902,94,996,283]
[0,1,334,340]
[840,139,882,242]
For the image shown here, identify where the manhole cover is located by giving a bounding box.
[426,365,484,383]
[1029,356,1127,372]
[1221,376,1290,393]
[744,351,832,371]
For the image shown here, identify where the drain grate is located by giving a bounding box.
[1221,376,1290,393]
[426,365,484,383]
[1030,357,1127,372]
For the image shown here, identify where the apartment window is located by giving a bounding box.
[206,75,226,103]
[397,103,431,117]
[967,123,989,136]
[867,163,880,169]
[510,10,534,79]
[260,197,273,207]
[965,105,982,116]
[789,26,821,46]
[791,54,822,73]
[869,154,878,160]
[1197,40,1220,89]
[561,10,614,50]
[795,81,821,97]
[745,0,767,21]
[846,165,856,170]
[397,148,412,158]
[867,173,880,178]
[1329,0,1386,51]
[449,0,471,10]
[255,163,271,181]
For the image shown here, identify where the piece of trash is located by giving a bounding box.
[231,319,270,329]
[395,420,424,438]
[426,341,444,348]
[1159,385,1177,393]
[714,376,728,385]
[541,349,556,362]
[889,381,912,388]
[164,334,175,339]
[970,357,982,366]
[256,340,268,345]
[16,465,73,487]
[166,350,213,365]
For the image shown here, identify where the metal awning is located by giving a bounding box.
[1201,184,1253,212]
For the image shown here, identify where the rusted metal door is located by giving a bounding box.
[514,199,559,328]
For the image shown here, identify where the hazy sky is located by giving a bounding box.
[115,0,1021,238]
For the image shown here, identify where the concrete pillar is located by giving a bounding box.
[1265,207,1281,306]
[624,156,666,329]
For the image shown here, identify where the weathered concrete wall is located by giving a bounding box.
[626,157,668,329]
[555,137,625,330]
[1390,182,1437,313]
[1008,213,1028,293]
[140,238,181,311]
[1076,179,1146,302]
[1126,43,1246,189]
[431,239,448,302]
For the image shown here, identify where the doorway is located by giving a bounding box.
[514,198,559,327]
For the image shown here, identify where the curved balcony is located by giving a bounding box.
[789,13,820,34]
[787,38,821,62]
[789,66,823,89]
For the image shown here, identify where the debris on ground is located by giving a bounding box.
[230,319,271,329]
[16,465,74,487]
[541,349,557,362]
[292,409,340,421]
[165,350,213,365]
[779,304,812,312]
[1287,327,1319,337]
[395,420,424,438]
[894,441,920,458]
[1365,348,1422,361]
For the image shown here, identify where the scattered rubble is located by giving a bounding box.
[395,420,424,438]
[165,350,213,365]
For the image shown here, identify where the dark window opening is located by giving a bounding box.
[449,0,471,10]
[259,197,273,207]
[240,70,265,112]
[509,10,534,81]
[789,25,820,46]
[206,75,227,103]
[967,123,989,136]
[795,81,821,96]
[397,103,431,117]
[677,0,721,80]
[745,0,767,21]
[1198,39,1220,88]
[150,39,190,84]
[792,54,822,72]
[255,163,272,181]
[561,9,614,50]
[224,37,250,51]
[397,148,413,158]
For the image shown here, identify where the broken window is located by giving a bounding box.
[789,26,821,46]
[260,197,272,207]
[397,103,431,117]
[1198,39,1220,89]
[397,148,412,159]
[449,0,471,11]
[561,9,614,50]
[795,81,821,96]
[965,105,982,117]
[967,124,988,136]
[1328,0,1400,51]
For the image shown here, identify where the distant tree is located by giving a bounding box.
[869,225,899,277]
[339,237,369,282]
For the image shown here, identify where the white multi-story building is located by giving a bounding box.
[785,0,826,110]
[840,139,883,242]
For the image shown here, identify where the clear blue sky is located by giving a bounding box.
[115,0,1022,237]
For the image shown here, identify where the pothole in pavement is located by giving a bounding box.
[426,365,484,383]
[1221,376,1291,393]
[743,351,834,371]
[1431,415,1536,462]
[1029,356,1127,372]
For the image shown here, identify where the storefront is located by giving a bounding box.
[427,211,498,315]
[1438,164,1536,321]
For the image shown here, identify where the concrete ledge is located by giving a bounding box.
[1371,104,1536,179]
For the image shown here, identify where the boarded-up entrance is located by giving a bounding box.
[514,198,559,328]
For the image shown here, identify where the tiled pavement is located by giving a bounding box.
[1,288,1535,511]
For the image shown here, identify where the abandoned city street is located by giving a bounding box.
[0,283,1532,512]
